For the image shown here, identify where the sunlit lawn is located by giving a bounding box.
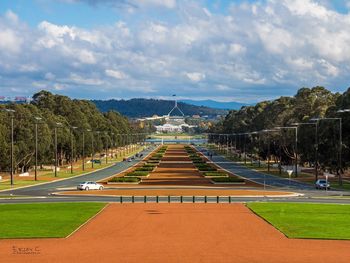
[0,203,106,238]
[248,202,350,240]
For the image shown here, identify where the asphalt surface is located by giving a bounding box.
[0,146,155,197]
[196,146,314,190]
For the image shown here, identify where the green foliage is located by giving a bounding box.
[211,86,350,172]
[211,177,244,182]
[0,91,137,173]
[204,172,228,177]
[135,166,154,171]
[125,171,149,177]
[108,177,141,183]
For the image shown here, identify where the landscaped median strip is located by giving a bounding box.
[106,145,168,184]
[186,145,247,184]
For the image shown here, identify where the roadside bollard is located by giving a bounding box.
[204,196,207,203]
[144,195,147,203]
[192,196,195,203]
[228,196,232,203]
[180,196,183,203]
[132,196,135,203]
[216,196,219,203]
[168,195,171,203]
[120,196,123,204]
[156,196,159,203]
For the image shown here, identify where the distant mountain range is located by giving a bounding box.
[92,98,228,118]
[180,99,248,110]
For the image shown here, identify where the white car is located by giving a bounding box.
[77,181,104,191]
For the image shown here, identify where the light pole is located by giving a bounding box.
[96,131,101,165]
[82,130,85,171]
[313,116,343,186]
[276,126,298,177]
[87,129,94,169]
[293,122,319,181]
[105,132,109,164]
[4,109,15,185]
[34,117,42,181]
[70,126,77,174]
[54,122,62,177]
[261,129,279,172]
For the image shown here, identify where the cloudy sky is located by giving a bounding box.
[0,0,350,102]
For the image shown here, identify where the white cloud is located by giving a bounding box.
[0,29,22,54]
[105,69,128,79]
[1,1,350,100]
[5,10,19,24]
[185,72,206,82]
[69,73,104,85]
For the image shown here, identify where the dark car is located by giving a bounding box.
[315,179,330,190]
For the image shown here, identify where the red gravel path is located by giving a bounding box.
[1,203,349,263]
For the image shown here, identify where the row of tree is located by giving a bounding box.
[210,87,350,175]
[0,90,143,173]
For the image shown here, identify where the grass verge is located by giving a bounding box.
[0,203,106,238]
[247,202,350,240]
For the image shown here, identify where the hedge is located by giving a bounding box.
[211,177,245,183]
[108,177,141,183]
[204,172,228,177]
[125,171,149,177]
[135,167,154,171]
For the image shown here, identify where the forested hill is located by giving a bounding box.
[92,98,227,118]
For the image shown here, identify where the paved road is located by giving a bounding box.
[0,146,155,197]
[197,146,315,190]
[1,195,350,204]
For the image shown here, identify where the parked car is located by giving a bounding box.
[77,181,104,191]
[315,179,330,190]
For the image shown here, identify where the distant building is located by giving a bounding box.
[155,97,195,133]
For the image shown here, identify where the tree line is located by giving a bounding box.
[0,90,142,174]
[210,86,350,176]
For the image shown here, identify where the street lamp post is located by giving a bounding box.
[70,126,77,174]
[276,126,298,177]
[54,122,62,177]
[82,130,85,171]
[314,116,343,185]
[4,109,16,185]
[293,122,319,181]
[105,132,109,164]
[87,129,94,169]
[34,117,42,181]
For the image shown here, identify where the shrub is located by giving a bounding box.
[125,171,149,177]
[193,160,206,164]
[108,177,141,183]
[204,172,228,177]
[197,167,217,171]
[150,157,161,160]
[147,160,160,164]
[143,163,156,168]
[135,167,154,171]
[211,177,244,183]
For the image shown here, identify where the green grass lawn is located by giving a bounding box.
[0,203,106,238]
[247,202,350,240]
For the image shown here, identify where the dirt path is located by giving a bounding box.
[1,203,349,263]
